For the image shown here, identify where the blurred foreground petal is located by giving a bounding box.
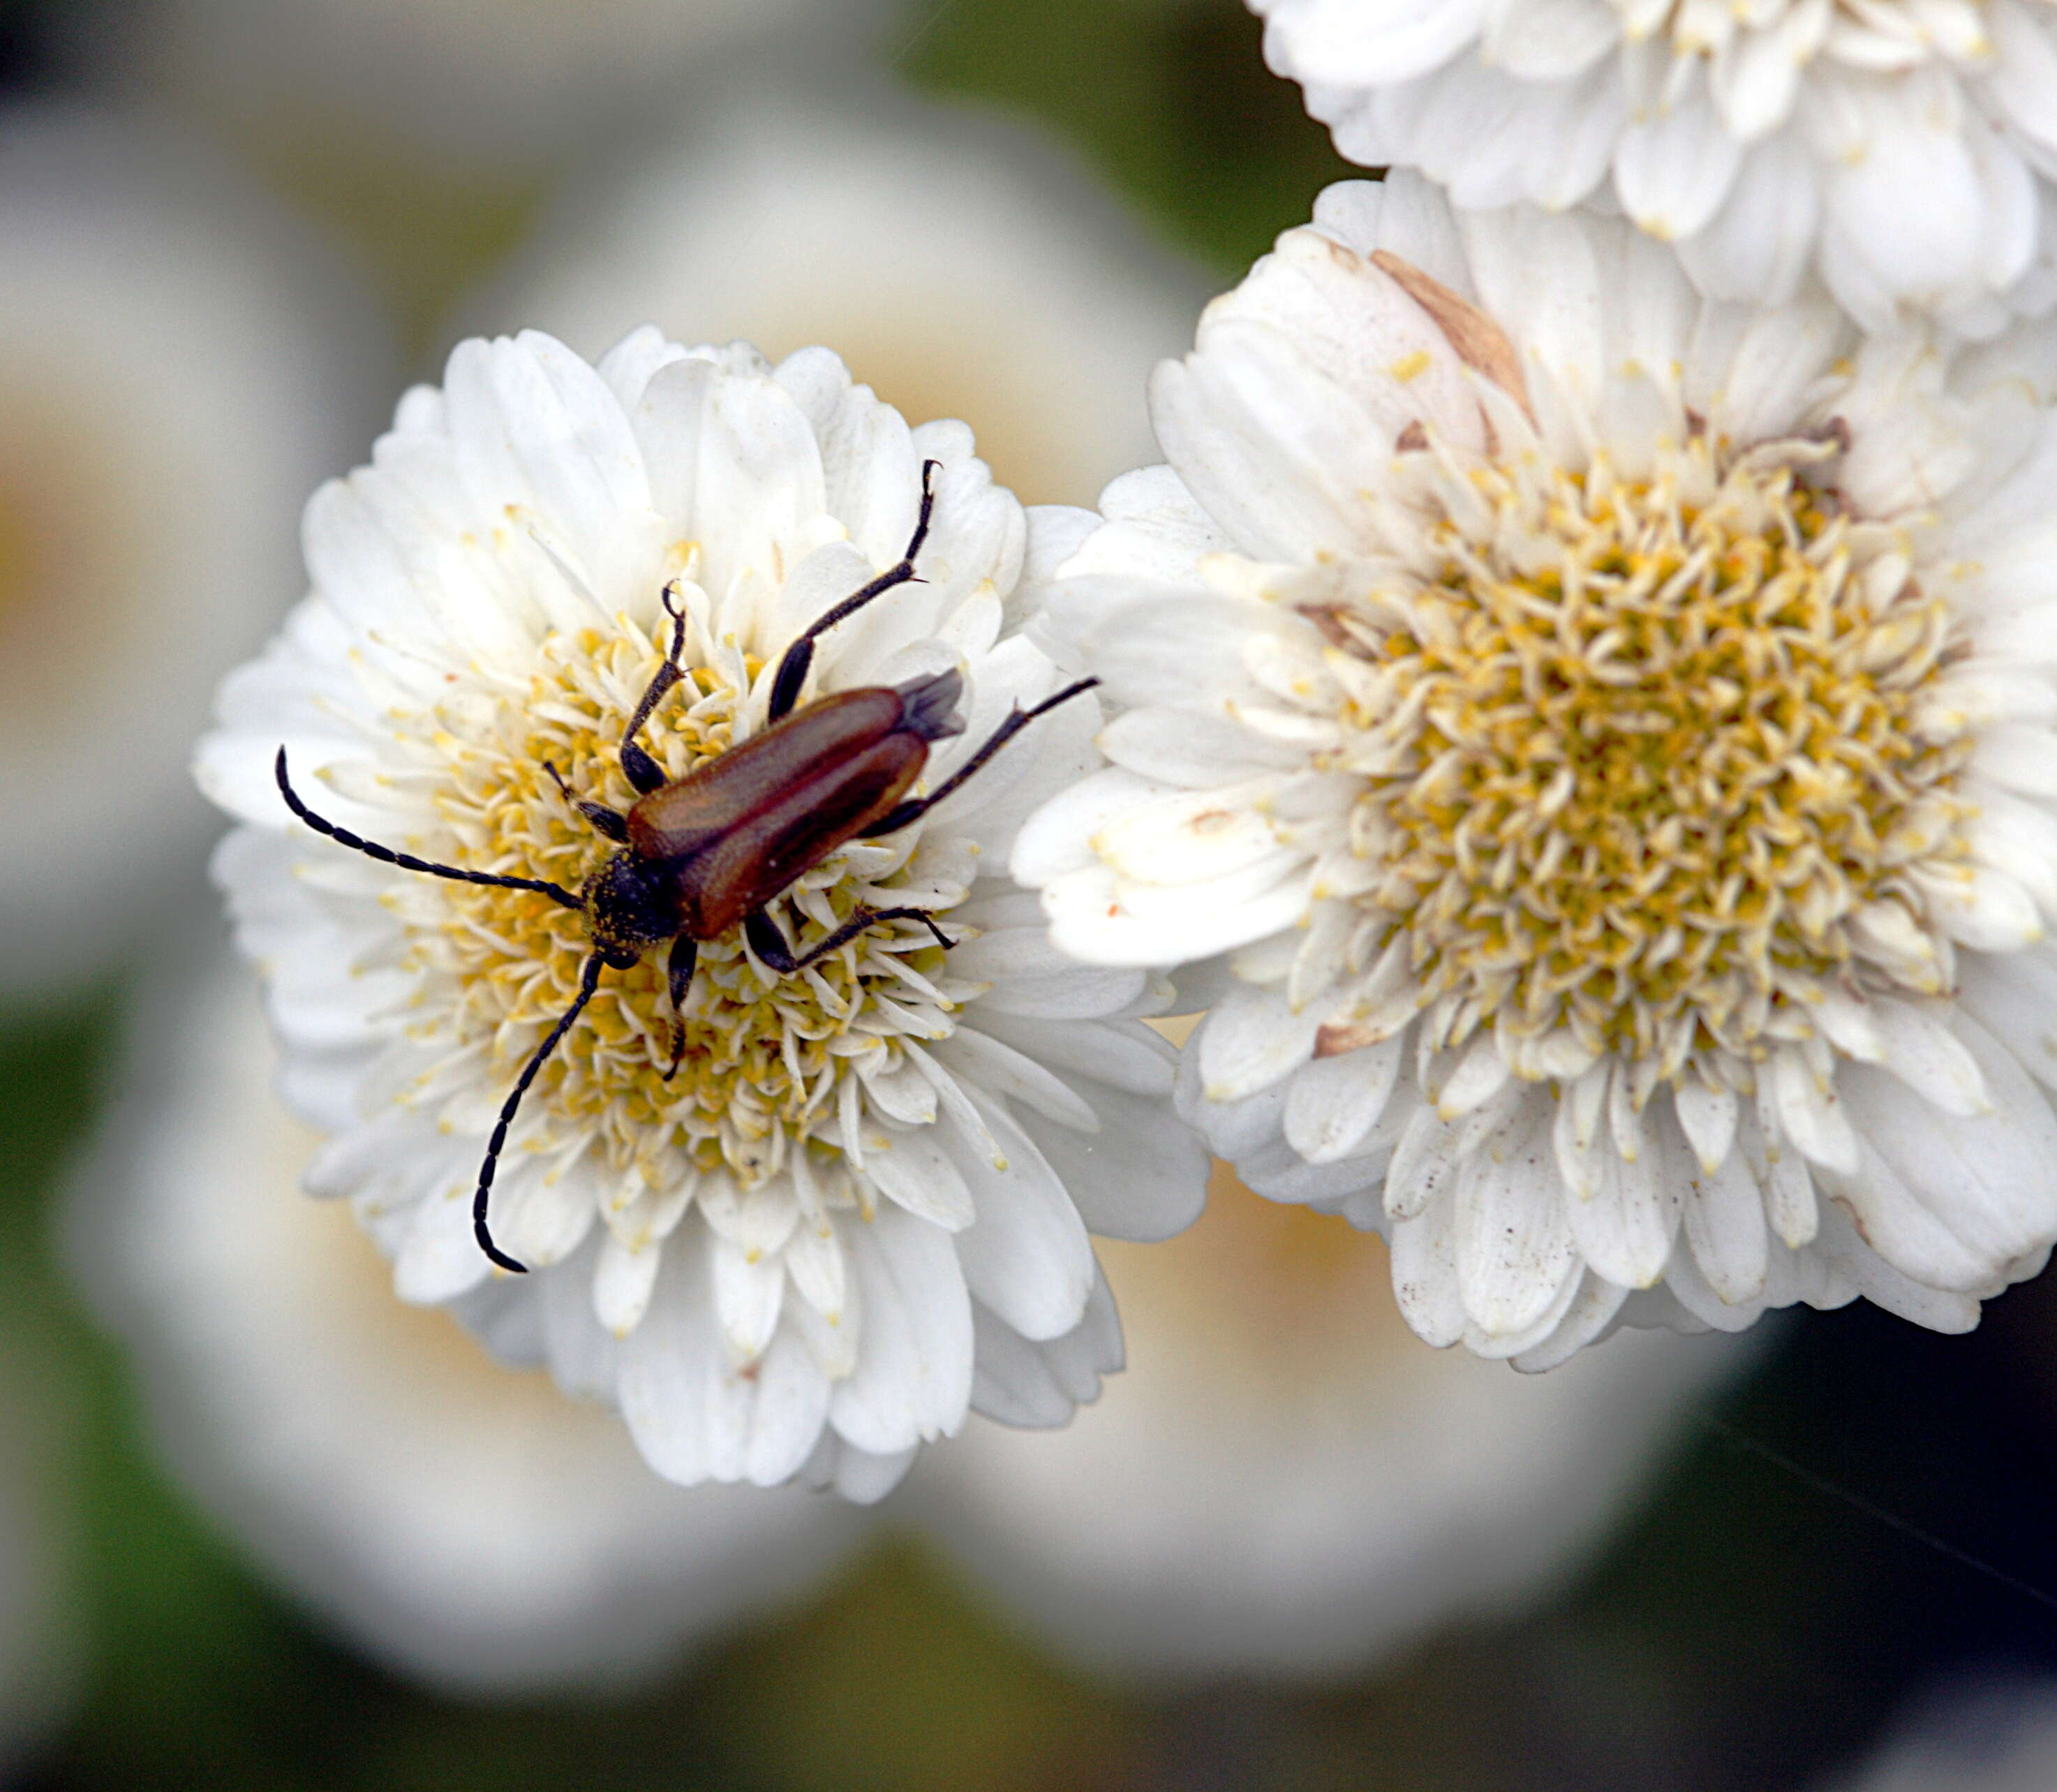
[475,64,1205,508]
[914,1160,1749,1678]
[0,106,393,997]
[131,0,897,178]
[1827,1680,2057,1790]
[67,945,868,1693]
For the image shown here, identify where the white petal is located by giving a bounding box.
[1453,1099,1577,1337]
[943,1093,1096,1342]
[1282,1037,1404,1163]
[593,1233,662,1338]
[1014,1084,1210,1243]
[826,1206,974,1455]
[619,1228,830,1488]
[863,1129,976,1232]
[1388,1190,1466,1347]
[1199,982,1325,1103]
[712,1236,786,1364]
[1680,1134,1770,1308]
[1563,1130,1677,1291]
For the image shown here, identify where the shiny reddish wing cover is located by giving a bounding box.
[626,687,928,940]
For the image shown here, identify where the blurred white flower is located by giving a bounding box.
[1020,172,2057,1365]
[914,1158,1741,1676]
[474,66,1205,508]
[69,945,869,1692]
[134,0,896,176]
[0,106,393,996]
[1827,1680,2057,1790]
[195,327,1208,1503]
[1253,0,2057,336]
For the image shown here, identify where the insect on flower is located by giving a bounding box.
[276,461,1097,1275]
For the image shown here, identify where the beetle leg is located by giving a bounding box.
[474,950,608,1274]
[621,580,690,795]
[767,459,941,723]
[662,935,697,1079]
[277,748,585,910]
[746,905,953,976]
[863,676,1101,838]
[743,909,803,975]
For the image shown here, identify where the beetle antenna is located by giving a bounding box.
[276,748,584,910]
[473,950,608,1274]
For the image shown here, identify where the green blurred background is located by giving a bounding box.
[6,1,2057,1787]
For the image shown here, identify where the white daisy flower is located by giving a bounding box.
[0,106,393,995]
[470,64,1204,508]
[1020,172,2057,1366]
[195,327,1207,1501]
[913,1160,1742,1676]
[68,945,868,1691]
[1252,0,2057,336]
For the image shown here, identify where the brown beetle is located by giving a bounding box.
[276,461,1096,1273]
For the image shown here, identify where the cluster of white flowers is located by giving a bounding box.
[181,0,2057,1532]
[195,326,1210,1502]
[1252,0,2057,338]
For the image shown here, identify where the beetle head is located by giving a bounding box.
[583,849,682,969]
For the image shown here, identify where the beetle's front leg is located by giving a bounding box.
[661,935,697,1079]
[544,762,629,842]
[766,460,942,723]
[621,582,690,796]
[745,905,953,975]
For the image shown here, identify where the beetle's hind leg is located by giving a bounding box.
[745,905,953,976]
[862,676,1100,838]
[621,579,691,796]
[766,459,941,723]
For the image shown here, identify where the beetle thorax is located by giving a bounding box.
[383,609,982,1215]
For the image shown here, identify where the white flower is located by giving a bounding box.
[68,947,866,1691]
[912,1159,1743,1676]
[135,0,893,175]
[195,327,1208,1500]
[1020,172,2057,1365]
[1832,1681,2057,1790]
[1252,0,2057,336]
[473,64,1204,509]
[0,106,394,995]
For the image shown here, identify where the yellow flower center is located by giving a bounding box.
[405,619,963,1205]
[1327,429,1968,1072]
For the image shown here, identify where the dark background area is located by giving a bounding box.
[3,0,2057,1786]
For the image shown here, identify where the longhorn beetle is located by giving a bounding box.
[276,461,1097,1274]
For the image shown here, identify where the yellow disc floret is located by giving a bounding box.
[1323,424,1968,1074]
[395,616,963,1207]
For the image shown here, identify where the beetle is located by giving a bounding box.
[275,460,1097,1273]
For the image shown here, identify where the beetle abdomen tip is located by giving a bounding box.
[896,667,967,743]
